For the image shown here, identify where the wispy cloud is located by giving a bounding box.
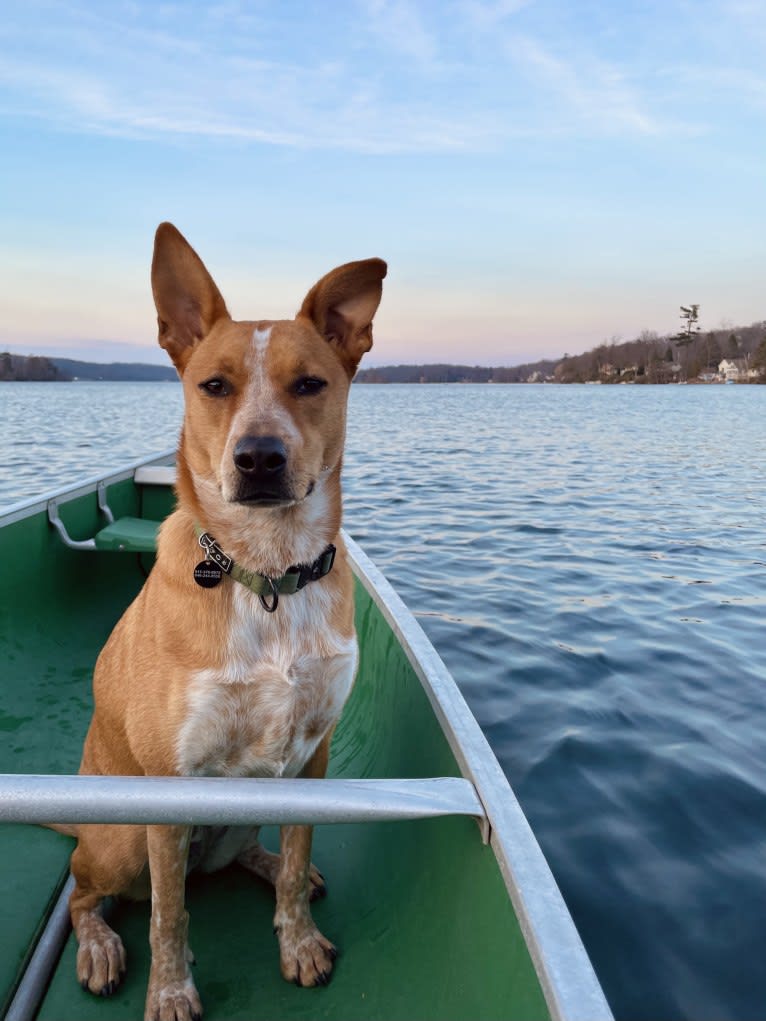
[0,54,499,153]
[0,0,706,152]
[505,34,677,137]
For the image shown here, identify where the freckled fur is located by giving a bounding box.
[65,222,386,1020]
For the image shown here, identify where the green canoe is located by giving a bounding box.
[0,453,612,1021]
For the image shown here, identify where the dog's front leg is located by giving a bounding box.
[144,824,202,1021]
[274,824,337,986]
[274,736,337,987]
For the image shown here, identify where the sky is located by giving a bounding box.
[0,0,764,367]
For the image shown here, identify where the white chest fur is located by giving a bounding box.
[175,582,357,778]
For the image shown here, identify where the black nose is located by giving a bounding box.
[233,435,287,478]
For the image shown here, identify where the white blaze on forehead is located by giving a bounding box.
[253,326,272,356]
[250,325,274,390]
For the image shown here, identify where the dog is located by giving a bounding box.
[65,223,386,1020]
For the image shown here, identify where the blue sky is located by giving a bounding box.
[0,0,764,366]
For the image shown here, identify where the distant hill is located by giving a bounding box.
[0,353,178,382]
[50,358,178,381]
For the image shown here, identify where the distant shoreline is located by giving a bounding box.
[0,353,177,383]
[3,335,764,385]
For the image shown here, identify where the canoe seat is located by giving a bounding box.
[48,497,160,553]
[47,466,172,553]
[93,517,160,552]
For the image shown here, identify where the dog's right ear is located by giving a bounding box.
[151,223,230,372]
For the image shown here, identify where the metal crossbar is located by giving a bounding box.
[0,774,484,827]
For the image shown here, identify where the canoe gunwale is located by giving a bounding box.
[4,877,75,1021]
[0,448,176,527]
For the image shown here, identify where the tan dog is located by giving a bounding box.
[66,223,386,1020]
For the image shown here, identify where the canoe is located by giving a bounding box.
[0,452,612,1021]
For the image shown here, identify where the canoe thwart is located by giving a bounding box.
[0,774,485,827]
[134,464,177,486]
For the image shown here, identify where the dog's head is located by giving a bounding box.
[151,223,385,514]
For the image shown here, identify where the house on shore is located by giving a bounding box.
[718,358,756,382]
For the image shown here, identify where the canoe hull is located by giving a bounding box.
[0,454,611,1021]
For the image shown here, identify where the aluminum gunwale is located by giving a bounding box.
[0,448,176,527]
[4,876,75,1021]
[343,534,613,1021]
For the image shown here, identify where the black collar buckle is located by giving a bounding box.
[294,544,336,591]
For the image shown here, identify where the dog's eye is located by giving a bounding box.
[199,377,230,397]
[292,376,327,396]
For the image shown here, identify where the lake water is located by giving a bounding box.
[2,381,765,1021]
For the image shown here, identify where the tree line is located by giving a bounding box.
[0,353,65,381]
[355,313,765,385]
[355,358,558,384]
[555,318,766,383]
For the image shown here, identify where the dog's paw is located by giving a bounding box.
[76,917,127,996]
[276,924,337,987]
[144,977,202,1021]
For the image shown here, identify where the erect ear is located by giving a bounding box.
[151,223,230,372]
[298,258,387,376]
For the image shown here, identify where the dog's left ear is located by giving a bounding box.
[299,258,387,376]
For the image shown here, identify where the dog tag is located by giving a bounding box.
[193,559,223,588]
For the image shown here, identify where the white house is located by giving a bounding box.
[718,358,749,381]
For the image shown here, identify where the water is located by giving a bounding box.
[2,380,765,1020]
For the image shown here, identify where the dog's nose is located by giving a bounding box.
[233,435,287,478]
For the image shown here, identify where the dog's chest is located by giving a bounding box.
[175,584,356,778]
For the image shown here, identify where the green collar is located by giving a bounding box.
[193,523,336,613]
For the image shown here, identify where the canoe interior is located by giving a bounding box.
[0,475,549,1021]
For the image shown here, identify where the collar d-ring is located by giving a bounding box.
[259,577,280,613]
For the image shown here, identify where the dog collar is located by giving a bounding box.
[192,523,336,613]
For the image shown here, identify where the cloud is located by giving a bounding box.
[0,1,495,153]
[0,0,695,153]
[505,33,669,136]
[0,0,760,164]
